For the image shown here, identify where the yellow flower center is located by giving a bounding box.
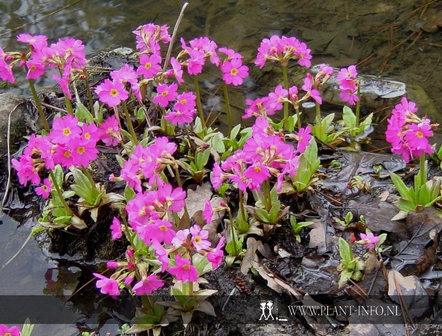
[254,166,261,172]
[84,133,91,140]
[145,62,151,69]
[110,89,118,96]
[182,265,190,270]
[30,65,36,71]
[64,151,71,158]
[63,128,71,136]
[77,146,85,154]
[194,236,201,243]
[416,131,423,138]
[161,91,169,96]
[159,225,167,231]
[180,99,187,105]
[230,68,238,75]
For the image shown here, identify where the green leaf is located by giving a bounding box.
[74,102,94,123]
[255,207,270,223]
[230,124,241,139]
[339,269,353,287]
[342,106,356,128]
[390,172,412,201]
[338,237,353,266]
[210,133,226,153]
[124,185,135,201]
[31,225,47,236]
[195,148,211,170]
[345,211,353,224]
[269,202,280,223]
[292,139,320,192]
[115,155,125,168]
[360,113,373,131]
[286,114,297,132]
[52,165,64,187]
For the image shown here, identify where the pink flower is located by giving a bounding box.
[386,98,436,162]
[255,35,312,68]
[358,231,380,250]
[35,178,52,199]
[25,58,46,79]
[153,83,178,108]
[50,115,81,144]
[17,33,48,50]
[137,53,161,79]
[210,163,226,190]
[338,65,359,106]
[95,79,129,107]
[93,273,120,296]
[0,324,20,336]
[0,46,15,83]
[98,116,121,146]
[174,91,196,112]
[172,229,190,248]
[70,139,98,167]
[296,126,312,153]
[244,164,271,189]
[207,236,225,269]
[190,225,211,251]
[203,200,213,224]
[302,73,322,104]
[133,23,170,53]
[220,58,249,86]
[107,261,118,268]
[168,254,199,283]
[132,274,164,295]
[166,57,184,83]
[141,219,176,245]
[404,123,433,151]
[110,217,122,240]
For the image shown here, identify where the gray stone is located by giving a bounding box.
[0,92,28,155]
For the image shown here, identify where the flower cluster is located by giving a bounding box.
[118,137,177,192]
[212,117,312,191]
[255,35,312,68]
[337,65,359,105]
[12,115,120,195]
[1,34,87,98]
[385,97,437,162]
[94,220,225,296]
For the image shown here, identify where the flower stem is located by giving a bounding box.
[83,71,94,112]
[121,100,138,145]
[223,82,233,135]
[193,75,206,132]
[263,180,272,212]
[282,64,289,128]
[49,170,74,216]
[295,107,301,130]
[355,81,361,127]
[64,94,73,115]
[419,154,427,187]
[28,79,50,130]
[315,102,321,122]
[238,190,247,223]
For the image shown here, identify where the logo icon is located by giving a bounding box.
[259,300,275,321]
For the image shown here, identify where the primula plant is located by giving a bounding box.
[2,7,439,333]
[385,97,441,215]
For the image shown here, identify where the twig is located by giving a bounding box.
[40,102,68,114]
[406,30,423,50]
[1,231,33,269]
[163,2,189,71]
[1,102,25,214]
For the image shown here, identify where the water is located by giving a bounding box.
[0,0,440,334]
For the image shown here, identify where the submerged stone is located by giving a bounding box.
[311,64,407,109]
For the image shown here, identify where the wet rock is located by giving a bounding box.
[0,93,29,155]
[311,65,406,109]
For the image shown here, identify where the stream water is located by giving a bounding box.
[0,1,440,335]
